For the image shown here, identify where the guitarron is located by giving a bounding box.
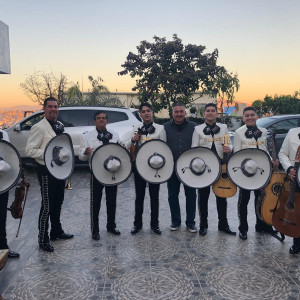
[212,135,237,198]
[272,146,300,238]
[260,132,289,225]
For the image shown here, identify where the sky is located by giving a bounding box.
[0,0,300,108]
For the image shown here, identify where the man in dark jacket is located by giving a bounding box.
[164,103,197,232]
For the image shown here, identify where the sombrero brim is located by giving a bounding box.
[44,133,74,180]
[135,139,174,184]
[176,147,221,188]
[91,143,132,186]
[0,140,22,194]
[227,148,272,190]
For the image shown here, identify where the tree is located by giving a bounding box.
[210,70,239,121]
[252,92,300,116]
[85,76,122,106]
[66,82,84,106]
[20,71,69,106]
[118,34,223,117]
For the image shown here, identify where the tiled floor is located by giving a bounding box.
[0,166,299,300]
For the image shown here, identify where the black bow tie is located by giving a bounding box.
[48,120,64,135]
[245,126,262,140]
[140,123,155,136]
[203,123,220,137]
[97,130,112,145]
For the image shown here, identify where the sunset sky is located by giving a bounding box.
[0,0,300,108]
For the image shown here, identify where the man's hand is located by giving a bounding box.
[131,133,141,143]
[289,167,296,181]
[223,145,231,153]
[272,159,279,167]
[84,147,93,156]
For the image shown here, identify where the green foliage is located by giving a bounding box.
[119,34,223,117]
[85,76,123,107]
[65,76,122,107]
[209,70,240,121]
[252,92,300,117]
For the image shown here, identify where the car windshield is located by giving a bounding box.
[256,117,275,128]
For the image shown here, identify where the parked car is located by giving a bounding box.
[231,114,300,156]
[5,106,142,163]
[257,115,300,155]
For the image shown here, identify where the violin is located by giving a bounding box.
[7,170,30,237]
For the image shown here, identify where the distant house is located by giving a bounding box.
[0,20,10,74]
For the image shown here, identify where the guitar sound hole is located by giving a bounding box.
[221,173,228,179]
[272,182,284,196]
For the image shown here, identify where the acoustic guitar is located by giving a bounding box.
[259,132,289,225]
[212,135,237,198]
[272,146,300,238]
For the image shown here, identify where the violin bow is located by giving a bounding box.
[16,171,30,238]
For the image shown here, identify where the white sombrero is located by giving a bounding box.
[227,148,272,190]
[91,143,132,186]
[0,140,22,194]
[44,133,74,180]
[135,139,174,184]
[176,147,221,188]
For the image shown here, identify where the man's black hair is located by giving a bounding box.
[204,103,217,110]
[139,102,152,112]
[172,102,186,109]
[243,106,257,114]
[94,111,108,120]
[43,96,58,107]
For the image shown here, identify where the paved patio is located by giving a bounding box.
[0,166,299,300]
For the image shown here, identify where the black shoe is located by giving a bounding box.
[50,232,74,241]
[8,250,20,258]
[289,244,300,254]
[219,226,237,235]
[239,231,247,240]
[39,243,54,252]
[255,223,276,234]
[151,227,162,235]
[92,233,100,240]
[199,227,207,236]
[107,228,121,235]
[131,226,142,234]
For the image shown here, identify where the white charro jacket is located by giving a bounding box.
[124,122,166,150]
[233,125,269,153]
[25,117,61,165]
[191,123,231,159]
[278,127,300,172]
[78,127,120,163]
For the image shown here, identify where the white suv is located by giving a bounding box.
[5,106,142,162]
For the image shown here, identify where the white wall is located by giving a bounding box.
[0,21,11,74]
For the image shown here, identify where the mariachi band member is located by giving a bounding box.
[125,103,166,235]
[192,103,236,236]
[26,97,74,252]
[278,127,300,254]
[164,103,197,233]
[0,129,20,258]
[233,106,278,240]
[79,111,122,241]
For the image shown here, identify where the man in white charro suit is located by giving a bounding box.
[192,103,236,236]
[278,127,300,254]
[79,111,122,241]
[125,102,166,235]
[26,97,73,252]
[233,106,277,240]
